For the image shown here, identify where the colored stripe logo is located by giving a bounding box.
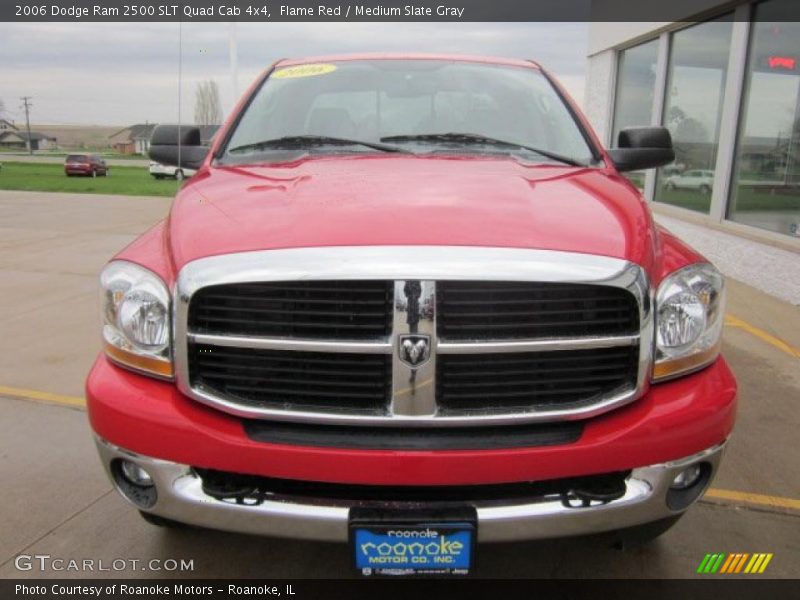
[697,553,773,574]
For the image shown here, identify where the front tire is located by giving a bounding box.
[700,184,711,195]
[175,169,185,181]
[91,169,97,178]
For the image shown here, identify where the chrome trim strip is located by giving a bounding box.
[390,280,437,417]
[437,334,639,354]
[188,333,392,354]
[96,437,725,543]
[174,246,653,426]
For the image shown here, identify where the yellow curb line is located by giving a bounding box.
[0,384,85,408]
[704,488,800,512]
[725,314,800,359]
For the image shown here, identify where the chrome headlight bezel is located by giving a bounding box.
[653,263,725,382]
[100,260,173,379]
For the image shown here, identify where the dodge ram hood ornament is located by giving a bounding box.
[398,334,431,368]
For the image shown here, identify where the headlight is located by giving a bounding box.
[653,263,725,381]
[100,261,173,378]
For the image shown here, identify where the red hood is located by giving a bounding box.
[166,155,657,273]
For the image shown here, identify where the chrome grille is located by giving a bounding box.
[176,246,652,427]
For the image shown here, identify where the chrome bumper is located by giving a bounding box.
[95,437,725,543]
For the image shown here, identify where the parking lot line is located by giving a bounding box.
[703,488,800,512]
[0,384,85,408]
[725,314,800,358]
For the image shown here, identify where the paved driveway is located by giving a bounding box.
[0,190,797,578]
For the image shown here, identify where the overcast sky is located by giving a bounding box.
[0,22,588,127]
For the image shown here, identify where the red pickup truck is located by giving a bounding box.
[86,54,736,576]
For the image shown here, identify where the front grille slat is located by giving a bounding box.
[190,343,391,413]
[189,280,394,339]
[436,346,639,412]
[438,281,638,340]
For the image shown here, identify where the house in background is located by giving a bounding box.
[109,123,221,155]
[109,123,158,155]
[0,129,57,151]
[0,118,17,132]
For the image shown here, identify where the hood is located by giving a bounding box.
[167,155,656,272]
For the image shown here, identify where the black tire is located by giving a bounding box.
[175,169,185,181]
[91,169,97,178]
[612,515,683,550]
[665,181,676,191]
[139,510,189,529]
[700,184,711,195]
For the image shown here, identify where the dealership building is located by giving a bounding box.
[586,0,800,249]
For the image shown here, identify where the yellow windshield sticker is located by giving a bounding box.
[272,64,337,79]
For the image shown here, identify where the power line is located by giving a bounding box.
[20,96,33,155]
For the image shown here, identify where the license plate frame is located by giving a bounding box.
[349,506,477,577]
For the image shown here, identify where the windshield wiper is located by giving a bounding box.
[228,135,410,155]
[379,133,586,167]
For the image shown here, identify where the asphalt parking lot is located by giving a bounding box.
[0,190,798,579]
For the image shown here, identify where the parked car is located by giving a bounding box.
[663,169,714,194]
[64,154,108,177]
[87,54,735,576]
[149,160,195,180]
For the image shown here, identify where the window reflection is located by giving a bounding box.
[729,0,800,238]
[655,16,733,213]
[611,40,659,190]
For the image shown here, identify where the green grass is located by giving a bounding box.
[0,161,180,197]
[656,187,800,213]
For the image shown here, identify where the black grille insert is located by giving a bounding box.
[188,280,393,340]
[189,343,391,413]
[436,346,639,413]
[244,419,583,450]
[195,468,630,506]
[437,281,639,340]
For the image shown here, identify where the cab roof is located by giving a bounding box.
[277,53,541,70]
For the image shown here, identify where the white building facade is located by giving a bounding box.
[587,0,800,248]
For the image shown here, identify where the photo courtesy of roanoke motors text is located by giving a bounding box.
[0,0,799,597]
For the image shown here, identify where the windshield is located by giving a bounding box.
[221,60,597,165]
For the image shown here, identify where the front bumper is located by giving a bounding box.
[96,436,725,542]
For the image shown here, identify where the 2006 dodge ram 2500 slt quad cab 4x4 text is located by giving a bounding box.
[86,54,736,576]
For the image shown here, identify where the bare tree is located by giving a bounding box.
[194,80,222,126]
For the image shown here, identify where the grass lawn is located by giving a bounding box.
[0,161,181,197]
[655,187,800,213]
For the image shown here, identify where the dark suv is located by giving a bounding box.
[64,154,108,177]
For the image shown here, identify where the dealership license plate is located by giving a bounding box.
[349,507,476,576]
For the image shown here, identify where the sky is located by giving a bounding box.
[0,22,588,127]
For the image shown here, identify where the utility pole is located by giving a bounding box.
[20,96,33,155]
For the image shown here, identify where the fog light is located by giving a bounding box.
[120,460,154,487]
[112,459,157,509]
[670,464,703,490]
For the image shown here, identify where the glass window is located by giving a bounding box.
[729,0,800,238]
[612,40,659,189]
[223,60,596,166]
[655,16,734,213]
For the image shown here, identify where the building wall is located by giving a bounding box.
[587,0,800,247]
[584,50,616,146]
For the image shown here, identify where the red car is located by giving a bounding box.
[64,153,108,177]
[86,54,735,575]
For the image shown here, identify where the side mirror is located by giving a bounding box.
[148,125,208,170]
[607,127,675,172]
